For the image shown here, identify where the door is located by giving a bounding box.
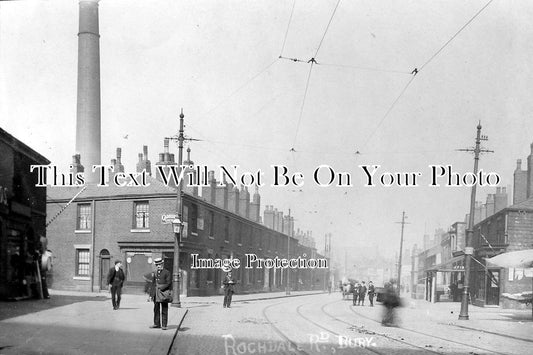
[99,249,110,290]
[486,269,500,306]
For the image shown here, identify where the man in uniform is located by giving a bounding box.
[149,258,172,330]
[223,271,235,308]
[107,260,125,310]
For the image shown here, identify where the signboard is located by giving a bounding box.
[161,214,177,224]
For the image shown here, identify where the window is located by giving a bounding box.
[134,201,149,229]
[236,224,242,245]
[224,217,230,242]
[77,204,91,230]
[76,249,90,276]
[191,204,198,234]
[208,210,215,237]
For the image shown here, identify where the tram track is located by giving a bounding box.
[347,304,508,355]
[261,301,310,355]
[315,300,445,355]
[295,302,412,355]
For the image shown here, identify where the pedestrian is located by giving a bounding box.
[143,269,155,302]
[37,234,50,299]
[381,282,400,326]
[359,281,367,305]
[107,260,125,310]
[149,257,172,330]
[367,281,375,307]
[352,282,360,306]
[223,271,235,308]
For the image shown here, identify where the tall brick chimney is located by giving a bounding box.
[75,0,101,182]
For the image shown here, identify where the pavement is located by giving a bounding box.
[0,289,325,355]
[0,290,531,355]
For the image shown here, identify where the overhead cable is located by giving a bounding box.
[280,0,297,57]
[419,0,494,72]
[314,0,342,58]
[195,57,279,125]
[292,61,315,149]
[362,75,417,149]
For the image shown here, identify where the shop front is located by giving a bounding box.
[425,255,465,303]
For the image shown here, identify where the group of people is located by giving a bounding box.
[342,280,376,307]
[352,281,376,306]
[106,257,172,330]
[106,257,236,331]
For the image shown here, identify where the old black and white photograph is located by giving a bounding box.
[1,0,533,354]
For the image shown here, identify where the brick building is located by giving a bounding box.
[0,128,49,299]
[46,145,326,296]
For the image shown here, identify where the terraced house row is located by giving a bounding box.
[46,143,327,296]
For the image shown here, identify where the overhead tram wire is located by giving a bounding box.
[318,62,413,75]
[291,60,315,150]
[279,0,297,58]
[313,0,342,59]
[361,74,417,149]
[360,0,494,151]
[191,57,280,127]
[290,0,342,151]
[419,0,494,72]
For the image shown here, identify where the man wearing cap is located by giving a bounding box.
[222,270,235,308]
[107,260,125,310]
[149,257,172,330]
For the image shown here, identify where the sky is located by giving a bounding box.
[2,0,533,260]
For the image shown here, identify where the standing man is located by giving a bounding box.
[359,281,367,306]
[150,258,172,330]
[367,281,375,307]
[107,260,125,310]
[352,282,360,306]
[223,272,235,308]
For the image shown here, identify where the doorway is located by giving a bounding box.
[486,269,500,306]
[99,249,110,290]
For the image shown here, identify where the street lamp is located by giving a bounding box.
[171,217,183,308]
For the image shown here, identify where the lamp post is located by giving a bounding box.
[171,109,185,308]
[171,218,183,307]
